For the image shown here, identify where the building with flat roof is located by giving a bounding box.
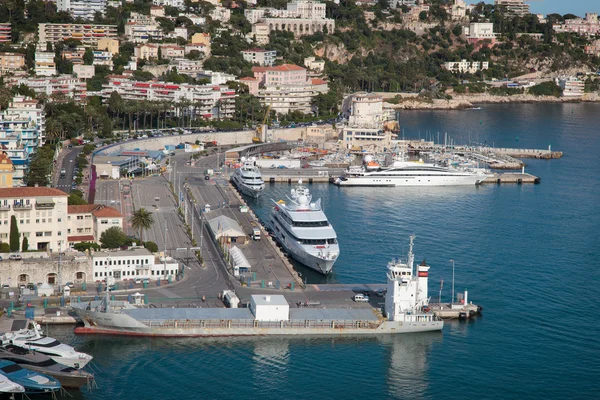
[241,49,277,66]
[250,294,289,321]
[5,75,87,103]
[0,23,11,43]
[35,52,56,77]
[0,154,14,189]
[91,247,180,281]
[342,93,394,152]
[38,23,118,47]
[97,38,120,55]
[57,0,108,21]
[494,0,530,17]
[464,22,497,45]
[444,59,489,74]
[0,53,25,76]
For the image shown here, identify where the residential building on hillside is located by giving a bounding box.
[584,39,600,56]
[0,23,11,43]
[169,59,204,77]
[464,22,497,45]
[167,27,188,40]
[0,188,68,251]
[101,76,237,120]
[152,0,184,8]
[67,204,124,246]
[249,64,328,114]
[443,59,489,73]
[73,64,95,79]
[249,23,270,45]
[159,45,185,60]
[210,6,231,22]
[38,24,118,47]
[241,49,277,66]
[245,0,334,37]
[5,75,87,103]
[61,47,85,65]
[124,21,164,43]
[191,33,211,46]
[57,0,108,20]
[181,14,207,25]
[97,38,120,55]
[134,44,159,60]
[150,5,165,17]
[184,43,210,57]
[93,51,113,68]
[0,53,25,76]
[494,0,530,17]
[342,93,393,152]
[450,0,466,19]
[304,56,325,72]
[557,76,585,97]
[553,13,600,36]
[0,154,14,189]
[35,52,57,77]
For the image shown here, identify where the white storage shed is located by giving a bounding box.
[249,295,289,321]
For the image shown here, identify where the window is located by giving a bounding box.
[118,260,122,265]
[95,272,98,277]
[42,219,46,223]
[48,218,52,223]
[77,216,83,220]
[85,228,91,233]
[44,232,51,236]
[101,220,108,224]
[99,261,103,266]
[58,218,62,223]
[151,270,154,276]
[68,216,71,220]
[20,220,23,224]
[95,261,98,266]
[26,220,29,224]
[36,219,39,223]
[67,229,71,234]
[36,232,43,237]
[58,232,62,236]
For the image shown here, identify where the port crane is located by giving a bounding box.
[253,104,271,143]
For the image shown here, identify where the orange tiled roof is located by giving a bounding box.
[67,235,95,242]
[0,187,67,198]
[67,204,97,214]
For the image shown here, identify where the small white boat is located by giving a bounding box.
[0,374,25,394]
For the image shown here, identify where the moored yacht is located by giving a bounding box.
[270,181,339,274]
[334,158,492,187]
[231,157,265,198]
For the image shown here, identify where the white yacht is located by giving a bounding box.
[231,158,265,198]
[270,181,339,274]
[1,324,92,369]
[334,159,492,187]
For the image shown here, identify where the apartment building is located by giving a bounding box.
[443,59,489,74]
[0,187,69,251]
[5,75,87,103]
[124,22,164,43]
[101,76,237,120]
[57,0,108,21]
[38,23,118,47]
[342,93,393,152]
[97,38,120,55]
[0,53,25,76]
[134,44,159,60]
[73,64,95,79]
[249,64,327,114]
[553,13,600,36]
[61,47,85,65]
[159,45,185,60]
[93,50,113,68]
[494,0,530,17]
[304,56,325,72]
[152,0,184,8]
[241,49,277,66]
[169,59,204,78]
[35,52,57,77]
[0,23,11,43]
[249,23,270,45]
[191,33,211,46]
[464,22,497,45]
[245,0,334,37]
[91,247,180,282]
[67,204,124,246]
[0,155,14,189]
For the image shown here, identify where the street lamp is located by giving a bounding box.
[450,259,455,304]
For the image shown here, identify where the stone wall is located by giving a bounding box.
[0,258,91,286]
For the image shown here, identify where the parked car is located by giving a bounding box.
[353,294,369,302]
[134,278,142,284]
[9,254,22,261]
[1,284,9,288]
[277,165,287,169]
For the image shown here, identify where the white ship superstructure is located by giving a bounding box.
[231,158,265,198]
[270,181,339,274]
[335,159,491,187]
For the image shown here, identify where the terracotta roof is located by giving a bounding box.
[311,78,327,85]
[251,66,269,73]
[68,204,97,214]
[67,235,95,242]
[271,64,305,72]
[0,153,12,165]
[240,77,258,81]
[92,205,123,218]
[0,187,68,198]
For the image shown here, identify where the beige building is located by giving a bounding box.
[249,23,270,45]
[0,52,25,76]
[67,204,124,246]
[342,93,394,152]
[241,49,277,66]
[35,52,57,77]
[303,56,325,72]
[97,37,120,55]
[191,32,211,46]
[0,154,14,188]
[73,64,95,79]
[159,44,185,59]
[38,23,118,47]
[0,187,68,252]
[134,44,159,60]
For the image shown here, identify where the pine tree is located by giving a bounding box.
[22,237,28,252]
[9,216,20,252]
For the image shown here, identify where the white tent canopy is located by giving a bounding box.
[229,246,251,270]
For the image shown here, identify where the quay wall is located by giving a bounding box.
[0,258,91,286]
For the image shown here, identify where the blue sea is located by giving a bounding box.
[50,104,600,399]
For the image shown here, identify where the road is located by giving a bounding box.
[55,147,82,193]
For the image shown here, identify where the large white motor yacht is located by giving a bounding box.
[231,157,265,198]
[334,158,492,187]
[270,181,339,274]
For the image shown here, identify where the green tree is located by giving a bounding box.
[0,243,10,253]
[100,226,128,249]
[130,208,155,242]
[22,237,28,252]
[73,242,101,252]
[68,192,87,205]
[9,215,19,252]
[144,241,158,253]
[83,47,94,65]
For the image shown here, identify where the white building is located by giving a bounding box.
[152,0,184,8]
[93,50,113,68]
[210,6,231,23]
[304,56,325,72]
[91,248,180,282]
[38,23,118,47]
[443,59,489,74]
[57,0,107,21]
[245,0,334,38]
[342,93,393,152]
[125,22,164,43]
[35,52,56,77]
[6,75,87,103]
[170,59,204,77]
[557,77,585,97]
[0,187,69,251]
[494,0,530,17]
[464,22,497,45]
[241,49,277,66]
[249,294,289,321]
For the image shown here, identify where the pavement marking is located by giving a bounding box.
[155,288,181,299]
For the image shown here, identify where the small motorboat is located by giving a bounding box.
[0,374,24,395]
[0,359,60,394]
[0,345,94,389]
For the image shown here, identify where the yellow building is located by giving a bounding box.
[0,154,13,188]
[0,52,25,76]
[97,38,120,55]
[191,32,211,46]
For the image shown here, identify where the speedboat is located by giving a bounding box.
[0,359,60,394]
[0,324,93,369]
[0,374,24,395]
[0,345,94,388]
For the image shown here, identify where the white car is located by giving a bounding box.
[353,294,369,302]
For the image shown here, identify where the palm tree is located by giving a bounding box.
[130,208,155,243]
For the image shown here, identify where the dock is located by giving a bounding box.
[482,172,540,184]
[429,302,482,319]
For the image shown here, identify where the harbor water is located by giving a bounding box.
[50,103,599,399]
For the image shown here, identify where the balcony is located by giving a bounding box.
[35,202,55,210]
[13,203,32,210]
[0,205,10,211]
